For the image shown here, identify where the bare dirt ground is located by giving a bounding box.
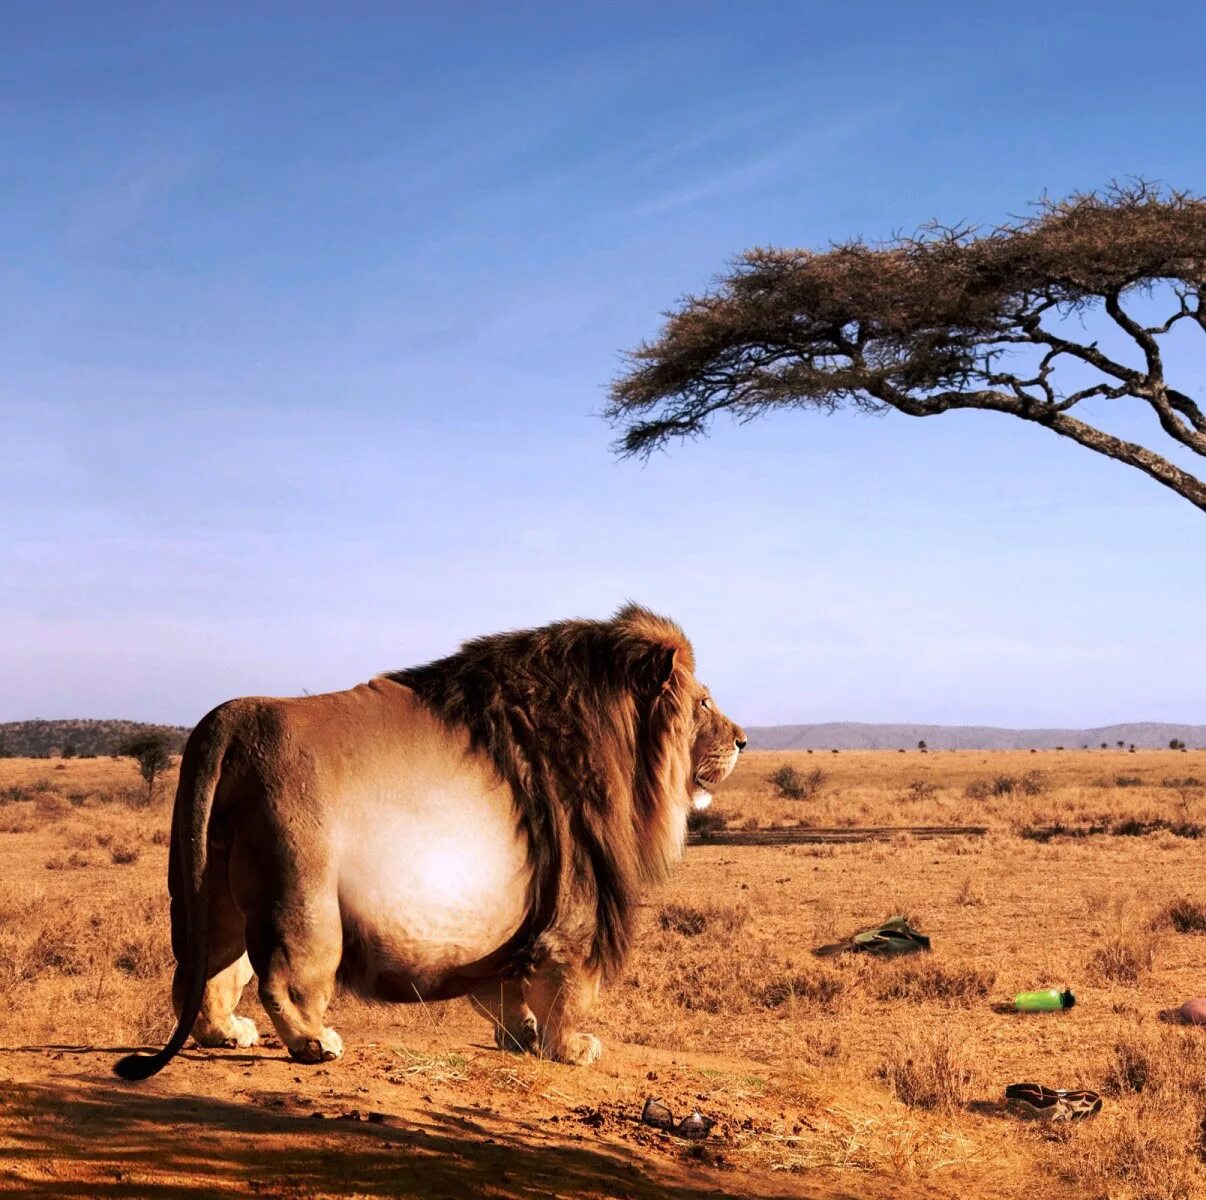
[3,748,1206,1199]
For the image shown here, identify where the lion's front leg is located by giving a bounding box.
[469,978,538,1053]
[524,960,602,1066]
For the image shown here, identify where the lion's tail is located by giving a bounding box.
[114,712,229,1081]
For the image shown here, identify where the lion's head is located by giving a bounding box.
[386,603,744,981]
[688,682,747,806]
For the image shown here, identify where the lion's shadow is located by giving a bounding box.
[0,1073,830,1200]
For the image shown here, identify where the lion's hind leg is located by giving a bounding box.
[170,847,259,1050]
[246,877,344,1064]
[525,960,602,1066]
[469,978,538,1053]
[174,953,258,1049]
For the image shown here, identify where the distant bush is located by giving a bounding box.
[687,806,726,836]
[34,791,72,819]
[1153,897,1206,934]
[770,765,824,801]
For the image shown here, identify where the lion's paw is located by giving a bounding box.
[555,1032,602,1067]
[289,1027,344,1064]
[224,1015,260,1048]
[495,1015,539,1054]
[194,1014,260,1050]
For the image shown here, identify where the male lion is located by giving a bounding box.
[115,604,744,1080]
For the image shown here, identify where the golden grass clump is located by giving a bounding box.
[870,960,996,1007]
[1152,896,1206,935]
[657,902,748,938]
[1089,929,1158,984]
[755,969,844,1010]
[1067,1087,1206,1200]
[876,1026,979,1112]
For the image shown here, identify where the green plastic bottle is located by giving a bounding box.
[1014,988,1075,1012]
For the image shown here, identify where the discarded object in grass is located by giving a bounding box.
[1013,988,1076,1012]
[1174,997,1206,1025]
[813,915,931,958]
[1004,1083,1101,1122]
[640,1097,716,1140]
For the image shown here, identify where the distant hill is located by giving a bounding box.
[746,722,1206,751]
[3,717,1202,759]
[0,719,190,759]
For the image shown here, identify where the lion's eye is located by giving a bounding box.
[700,698,712,711]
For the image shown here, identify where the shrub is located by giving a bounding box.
[687,805,726,836]
[113,934,170,979]
[33,791,72,819]
[872,961,996,1006]
[45,851,90,871]
[1114,775,1144,788]
[756,970,844,1009]
[1089,930,1157,983]
[1101,1031,1157,1096]
[1154,897,1206,934]
[111,845,141,866]
[877,1027,977,1112]
[658,903,748,938]
[770,765,824,800]
[990,775,1016,796]
[659,904,708,936]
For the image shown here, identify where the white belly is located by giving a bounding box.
[336,781,531,975]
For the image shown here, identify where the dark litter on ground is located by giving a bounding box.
[640,1097,716,1140]
[812,915,931,958]
[1004,1083,1101,1122]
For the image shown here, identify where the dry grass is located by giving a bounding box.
[1089,930,1158,985]
[877,1025,980,1112]
[870,960,996,1006]
[4,749,1206,1195]
[1153,897,1206,935]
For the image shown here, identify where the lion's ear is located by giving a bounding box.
[651,645,678,692]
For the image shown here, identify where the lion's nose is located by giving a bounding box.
[735,736,747,751]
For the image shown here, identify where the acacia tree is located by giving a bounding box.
[608,183,1206,512]
[120,732,174,805]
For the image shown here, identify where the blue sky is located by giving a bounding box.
[3,2,1204,727]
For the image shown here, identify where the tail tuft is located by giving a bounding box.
[113,1051,165,1081]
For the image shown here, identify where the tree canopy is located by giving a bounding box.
[608,182,1206,512]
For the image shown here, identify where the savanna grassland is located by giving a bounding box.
[3,748,1206,1199]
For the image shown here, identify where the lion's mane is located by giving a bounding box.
[384,603,696,981]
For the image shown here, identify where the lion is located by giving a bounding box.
[115,604,745,1080]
